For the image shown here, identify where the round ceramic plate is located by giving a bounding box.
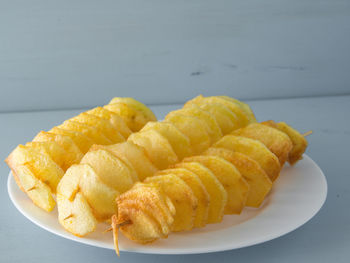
[7,154,327,255]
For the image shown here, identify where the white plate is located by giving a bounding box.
[7,154,327,255]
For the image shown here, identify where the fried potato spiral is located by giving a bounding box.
[6,98,156,212]
[112,120,308,255]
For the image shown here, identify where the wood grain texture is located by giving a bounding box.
[0,0,349,112]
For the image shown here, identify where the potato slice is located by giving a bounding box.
[6,145,64,192]
[232,123,293,166]
[118,183,173,237]
[128,129,178,169]
[262,120,308,165]
[14,164,56,212]
[144,174,197,232]
[71,113,125,144]
[105,103,151,132]
[184,95,252,127]
[156,168,209,228]
[196,103,241,135]
[86,107,132,139]
[165,113,211,155]
[166,106,222,144]
[119,198,168,239]
[173,162,227,224]
[26,141,69,171]
[204,148,272,207]
[115,206,162,244]
[277,122,308,165]
[93,142,157,181]
[58,163,119,221]
[50,127,94,153]
[33,131,83,166]
[214,135,281,182]
[80,149,136,193]
[59,120,112,145]
[88,145,139,183]
[57,193,97,237]
[57,164,82,200]
[77,164,119,220]
[132,182,176,222]
[183,155,249,215]
[109,97,157,125]
[141,121,192,160]
[217,95,256,123]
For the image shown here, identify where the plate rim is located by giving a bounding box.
[7,154,328,255]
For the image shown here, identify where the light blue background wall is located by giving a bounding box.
[1,0,349,112]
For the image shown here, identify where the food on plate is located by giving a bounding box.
[57,147,143,231]
[5,145,64,211]
[195,102,240,135]
[165,105,222,144]
[217,95,256,123]
[112,184,174,255]
[213,135,281,182]
[33,131,83,167]
[165,113,211,155]
[122,183,175,236]
[13,164,56,212]
[75,164,119,221]
[108,97,157,128]
[90,142,158,181]
[184,95,256,126]
[80,149,138,191]
[57,192,97,237]
[49,127,94,154]
[25,141,69,171]
[140,121,192,161]
[262,120,308,165]
[57,95,296,239]
[57,165,99,236]
[86,107,132,139]
[59,120,112,145]
[203,147,272,207]
[6,97,156,212]
[57,164,118,223]
[172,162,227,224]
[111,116,310,251]
[183,155,249,215]
[144,174,197,232]
[5,94,311,255]
[7,145,64,191]
[71,113,125,144]
[128,129,178,169]
[112,182,176,255]
[57,95,252,237]
[111,150,253,250]
[104,101,156,132]
[232,123,293,166]
[156,168,210,228]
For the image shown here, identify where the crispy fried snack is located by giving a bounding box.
[5,93,310,254]
[57,95,254,237]
[112,125,308,252]
[110,101,309,253]
[5,98,156,212]
[261,120,309,165]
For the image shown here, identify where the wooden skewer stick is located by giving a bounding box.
[111,216,132,257]
[102,222,130,234]
[63,214,74,220]
[103,227,113,233]
[26,186,36,192]
[117,220,132,227]
[302,130,313,137]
